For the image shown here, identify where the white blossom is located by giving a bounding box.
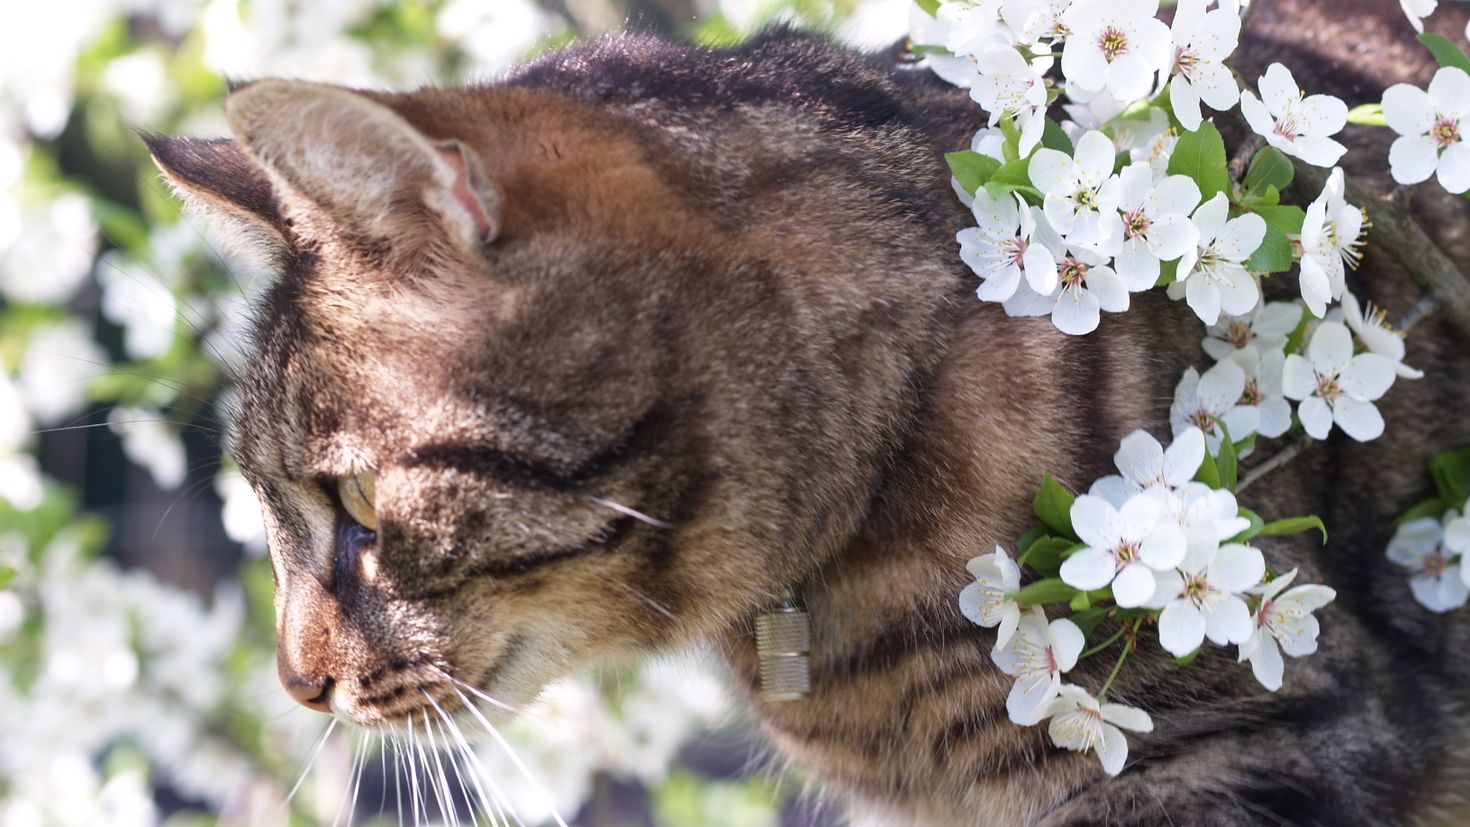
[958,191,1059,301]
[1341,291,1422,379]
[1382,66,1470,194]
[1059,0,1171,103]
[1001,0,1072,46]
[1001,234,1129,335]
[1238,569,1337,691]
[1112,163,1202,291]
[1387,514,1467,612]
[1282,320,1396,441]
[1088,426,1205,506]
[969,48,1052,157]
[1201,301,1302,361]
[108,408,188,491]
[1060,492,1186,607]
[991,608,1084,725]
[1170,358,1260,450]
[1240,63,1348,167]
[1029,130,1123,250]
[959,545,1025,654]
[16,319,106,425]
[1162,481,1252,542]
[1155,540,1265,657]
[0,193,97,306]
[1171,193,1265,326]
[1228,346,1293,439]
[1166,0,1241,131]
[1449,513,1470,590]
[1298,168,1365,318]
[1043,684,1153,776]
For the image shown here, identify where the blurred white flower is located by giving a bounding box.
[1238,568,1336,691]
[217,468,268,553]
[1341,291,1422,379]
[108,407,188,490]
[439,0,559,78]
[102,48,174,124]
[97,253,180,360]
[1398,0,1438,32]
[958,191,1057,302]
[1044,684,1152,776]
[1387,514,1467,612]
[1170,354,1260,450]
[991,608,1083,725]
[1112,164,1202,291]
[1061,491,1186,607]
[17,320,106,425]
[1200,301,1301,361]
[959,545,1024,654]
[0,193,97,306]
[837,0,913,49]
[1154,541,1264,657]
[1030,130,1123,248]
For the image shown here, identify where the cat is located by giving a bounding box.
[145,0,1470,824]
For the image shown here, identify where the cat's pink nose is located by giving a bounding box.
[278,658,334,714]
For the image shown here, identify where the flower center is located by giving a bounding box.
[1423,550,1450,579]
[1173,45,1199,76]
[1098,26,1129,61]
[1363,301,1404,338]
[1113,541,1141,566]
[1123,209,1152,240]
[1257,599,1274,628]
[1240,378,1264,406]
[1313,374,1343,403]
[1225,320,1254,348]
[1273,114,1301,141]
[1430,116,1462,148]
[1002,236,1029,265]
[1183,573,1210,605]
[1188,409,1218,432]
[1060,257,1090,286]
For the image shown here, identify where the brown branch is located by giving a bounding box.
[1237,434,1311,494]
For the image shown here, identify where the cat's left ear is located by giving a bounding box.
[224,80,501,254]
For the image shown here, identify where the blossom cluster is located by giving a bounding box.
[1385,448,1470,612]
[914,0,1378,338]
[960,427,1337,774]
[1378,0,1470,195]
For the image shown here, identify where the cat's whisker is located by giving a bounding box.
[424,689,515,827]
[405,715,427,825]
[421,708,460,826]
[424,664,519,714]
[330,730,366,827]
[346,730,371,826]
[434,720,477,827]
[449,684,569,827]
[285,716,338,806]
[388,728,406,827]
[585,495,672,529]
[618,581,677,620]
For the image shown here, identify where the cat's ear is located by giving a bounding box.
[223,80,500,255]
[144,134,290,260]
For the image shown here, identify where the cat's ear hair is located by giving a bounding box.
[143,134,290,260]
[223,80,501,254]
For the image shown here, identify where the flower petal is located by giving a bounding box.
[1049,618,1086,673]
[1438,141,1470,195]
[1388,134,1439,184]
[1203,594,1253,645]
[1332,397,1385,441]
[1280,354,1315,400]
[1210,544,1266,593]
[1112,562,1159,608]
[1308,321,1354,376]
[1060,547,1120,591]
[1008,671,1061,725]
[1096,723,1130,776]
[1297,395,1333,439]
[1051,284,1103,335]
[1100,703,1153,733]
[1341,354,1396,401]
[1159,599,1206,657]
[1248,634,1285,691]
[1381,82,1436,135]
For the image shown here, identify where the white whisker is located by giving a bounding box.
[424,690,515,827]
[422,708,460,826]
[586,495,673,529]
[426,665,519,714]
[450,685,569,827]
[286,717,338,806]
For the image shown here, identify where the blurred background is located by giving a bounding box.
[0,1,909,824]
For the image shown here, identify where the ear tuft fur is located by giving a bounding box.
[143,132,289,261]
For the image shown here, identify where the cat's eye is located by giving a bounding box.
[337,470,378,531]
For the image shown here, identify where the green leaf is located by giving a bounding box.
[946,151,1001,196]
[1194,447,1222,489]
[1069,606,1113,637]
[1013,577,1080,606]
[1393,496,1450,527]
[1428,447,1470,504]
[915,0,941,16]
[1000,115,1022,162]
[1247,223,1295,274]
[1238,185,1281,209]
[1018,536,1081,576]
[984,157,1044,203]
[1016,525,1049,554]
[1156,256,1180,286]
[1231,506,1266,543]
[1253,204,1307,235]
[1244,146,1294,195]
[1346,102,1388,127]
[1216,422,1238,491]
[0,565,13,589]
[1166,120,1230,203]
[1175,648,1202,666]
[910,43,951,57]
[1261,515,1329,544]
[1041,118,1073,155]
[1033,474,1079,539]
[1419,33,1470,74]
[1069,591,1092,611]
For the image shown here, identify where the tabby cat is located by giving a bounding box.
[146,0,1470,823]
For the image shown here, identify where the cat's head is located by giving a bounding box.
[148,76,955,728]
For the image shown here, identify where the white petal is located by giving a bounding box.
[994,605,1022,654]
[1239,91,1276,141]
[1308,321,1354,375]
[1341,354,1396,401]
[1280,354,1315,400]
[1191,61,1239,110]
[1170,77,1204,132]
[1086,267,1130,313]
[1114,239,1162,292]
[1100,704,1153,733]
[1049,618,1086,673]
[1008,672,1061,725]
[1073,494,1123,549]
[1275,612,1321,657]
[1381,82,1436,135]
[1075,131,1121,189]
[1438,142,1470,194]
[1214,214,1267,261]
[1096,724,1130,776]
[1332,397,1385,441]
[1112,562,1159,608]
[1258,64,1299,115]
[1292,134,1348,167]
[1159,599,1207,657]
[1146,213,1200,262]
[1248,634,1285,691]
[1387,518,1442,566]
[1428,67,1470,119]
[1029,148,1076,195]
[1051,284,1103,335]
[1295,95,1348,137]
[1210,544,1266,593]
[1191,192,1229,243]
[1162,427,1206,487]
[1113,430,1165,487]
[1107,52,1158,102]
[1411,572,1469,613]
[1061,547,1120,591]
[959,582,991,626]
[1203,594,1254,645]
[1388,137,1436,189]
[1139,524,1187,571]
[1185,275,1223,325]
[1089,475,1134,508]
[1023,241,1060,295]
[1297,395,1334,440]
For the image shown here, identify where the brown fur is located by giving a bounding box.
[147,1,1470,823]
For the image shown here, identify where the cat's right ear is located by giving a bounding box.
[144,134,290,261]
